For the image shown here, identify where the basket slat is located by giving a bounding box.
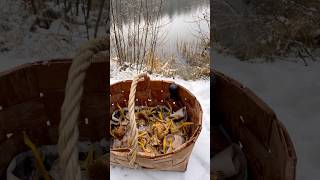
[213,71,297,180]
[0,66,39,108]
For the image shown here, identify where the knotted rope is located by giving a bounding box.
[58,37,108,180]
[127,73,150,167]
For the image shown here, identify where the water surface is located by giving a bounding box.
[111,0,210,59]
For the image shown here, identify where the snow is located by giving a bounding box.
[0,0,107,72]
[110,60,210,180]
[214,51,320,180]
[1,1,210,179]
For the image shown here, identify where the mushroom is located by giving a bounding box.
[154,105,170,119]
[150,134,161,146]
[111,105,190,155]
[168,107,187,121]
[145,144,160,155]
[136,111,149,121]
[136,112,148,127]
[111,108,129,125]
[152,122,168,140]
[111,110,121,125]
[164,134,185,153]
[137,144,159,156]
[172,135,185,148]
[112,125,126,140]
[138,125,147,131]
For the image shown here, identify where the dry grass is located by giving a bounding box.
[175,40,210,79]
[212,0,320,62]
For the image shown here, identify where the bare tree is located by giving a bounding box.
[30,0,37,14]
[111,0,164,72]
[94,0,106,38]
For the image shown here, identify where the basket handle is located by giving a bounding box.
[58,37,108,180]
[127,73,150,167]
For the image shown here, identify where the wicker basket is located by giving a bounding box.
[212,71,297,180]
[0,38,109,179]
[0,59,108,179]
[110,74,203,171]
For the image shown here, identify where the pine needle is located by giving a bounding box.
[85,145,95,173]
[159,111,163,120]
[117,102,125,120]
[138,131,147,137]
[163,136,167,153]
[23,132,52,180]
[178,122,194,129]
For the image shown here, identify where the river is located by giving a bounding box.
[111,0,210,62]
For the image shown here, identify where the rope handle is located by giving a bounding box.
[127,73,150,167]
[58,37,108,180]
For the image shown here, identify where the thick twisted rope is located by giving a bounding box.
[127,73,150,167]
[58,37,108,180]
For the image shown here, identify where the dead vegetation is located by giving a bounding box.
[212,0,320,63]
[111,0,165,73]
[111,0,210,79]
[175,7,210,79]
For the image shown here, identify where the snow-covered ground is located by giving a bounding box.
[214,51,320,180]
[110,60,210,180]
[0,0,107,69]
[1,1,210,179]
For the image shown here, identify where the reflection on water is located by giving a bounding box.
[159,3,209,56]
[113,0,209,58]
[161,0,209,19]
[152,0,209,56]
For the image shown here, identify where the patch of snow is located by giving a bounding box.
[0,0,107,72]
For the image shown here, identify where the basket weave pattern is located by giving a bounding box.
[110,76,203,171]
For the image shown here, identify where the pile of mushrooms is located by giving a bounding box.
[110,104,193,156]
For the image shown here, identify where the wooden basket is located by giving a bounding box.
[0,59,108,179]
[212,71,297,180]
[110,74,203,171]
